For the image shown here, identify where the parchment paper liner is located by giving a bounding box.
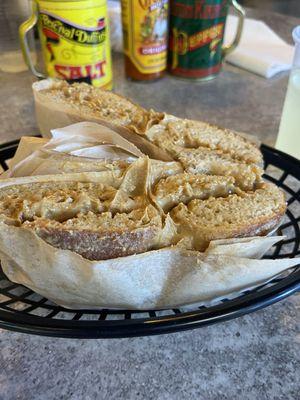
[2,122,141,178]
[2,124,184,182]
[0,223,298,310]
[0,172,298,310]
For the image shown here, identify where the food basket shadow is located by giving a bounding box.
[0,140,299,338]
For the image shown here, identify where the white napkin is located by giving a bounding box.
[224,15,294,78]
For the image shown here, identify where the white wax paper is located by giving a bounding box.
[0,221,298,309]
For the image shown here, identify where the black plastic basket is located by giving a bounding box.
[0,140,299,338]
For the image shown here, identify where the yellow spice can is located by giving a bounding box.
[20,0,112,89]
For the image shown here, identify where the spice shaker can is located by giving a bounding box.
[19,0,113,88]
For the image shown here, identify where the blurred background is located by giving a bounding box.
[240,0,300,17]
[0,0,299,153]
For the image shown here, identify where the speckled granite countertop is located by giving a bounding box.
[0,7,299,400]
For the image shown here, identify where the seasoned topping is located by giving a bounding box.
[170,183,286,250]
[0,182,117,224]
[177,148,263,191]
[153,173,236,211]
[146,116,263,165]
[42,81,162,133]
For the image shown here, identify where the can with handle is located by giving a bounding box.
[168,0,245,80]
[19,0,113,89]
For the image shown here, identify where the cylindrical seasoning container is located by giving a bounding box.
[121,0,169,81]
[168,0,244,80]
[19,0,113,89]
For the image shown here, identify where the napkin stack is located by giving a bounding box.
[224,15,294,78]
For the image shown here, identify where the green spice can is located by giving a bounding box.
[168,0,245,80]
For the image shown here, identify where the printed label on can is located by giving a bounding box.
[122,0,169,74]
[37,0,112,88]
[168,0,229,79]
